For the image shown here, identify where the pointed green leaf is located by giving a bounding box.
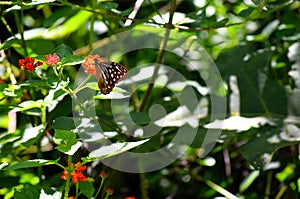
[79,181,95,198]
[2,159,59,170]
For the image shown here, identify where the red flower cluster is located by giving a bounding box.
[61,162,87,183]
[18,56,43,72]
[82,54,105,78]
[18,53,60,72]
[45,53,60,66]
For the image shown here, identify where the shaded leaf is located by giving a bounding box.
[79,181,95,198]
[52,44,73,59]
[239,125,300,170]
[52,116,76,130]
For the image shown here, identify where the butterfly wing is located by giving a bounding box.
[94,60,128,94]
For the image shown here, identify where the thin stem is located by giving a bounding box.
[15,0,28,55]
[73,75,93,94]
[204,178,239,199]
[0,15,16,38]
[63,155,72,199]
[89,0,96,51]
[264,171,272,199]
[138,0,176,112]
[95,177,106,198]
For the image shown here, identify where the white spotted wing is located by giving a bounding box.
[94,59,128,94]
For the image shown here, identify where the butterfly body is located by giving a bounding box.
[94,59,128,94]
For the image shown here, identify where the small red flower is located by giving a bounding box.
[124,197,136,199]
[100,171,109,178]
[18,56,43,72]
[106,188,114,195]
[45,53,60,66]
[61,162,87,183]
[82,54,105,78]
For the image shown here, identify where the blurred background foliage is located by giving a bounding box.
[1,0,300,198]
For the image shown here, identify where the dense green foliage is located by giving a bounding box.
[1,0,300,198]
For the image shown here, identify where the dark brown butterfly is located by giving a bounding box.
[94,59,128,94]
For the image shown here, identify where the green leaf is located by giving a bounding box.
[20,124,46,148]
[2,159,59,170]
[53,129,82,155]
[26,39,56,55]
[52,44,74,59]
[238,7,256,17]
[251,0,262,5]
[98,2,119,10]
[212,18,229,28]
[61,55,84,66]
[18,80,49,88]
[85,139,149,161]
[130,112,151,126]
[79,181,95,198]
[84,82,99,90]
[52,116,76,130]
[46,10,93,40]
[44,80,69,112]
[3,87,22,98]
[5,0,56,13]
[121,7,134,16]
[56,141,82,155]
[14,185,61,199]
[53,129,76,144]
[14,186,40,199]
[0,38,22,50]
[238,126,300,170]
[12,100,44,116]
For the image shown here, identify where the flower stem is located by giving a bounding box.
[95,177,105,198]
[63,155,72,199]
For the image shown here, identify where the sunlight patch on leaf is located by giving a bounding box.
[20,124,46,148]
[12,100,44,116]
[44,80,69,112]
[155,98,208,128]
[39,189,62,199]
[87,139,149,160]
[204,116,275,131]
[63,141,82,156]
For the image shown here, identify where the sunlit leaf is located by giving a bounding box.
[86,139,149,160]
[2,159,59,170]
[11,100,44,116]
[20,124,46,148]
[44,80,69,112]
[61,55,84,66]
[53,129,81,155]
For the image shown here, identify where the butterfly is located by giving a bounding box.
[94,59,128,94]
